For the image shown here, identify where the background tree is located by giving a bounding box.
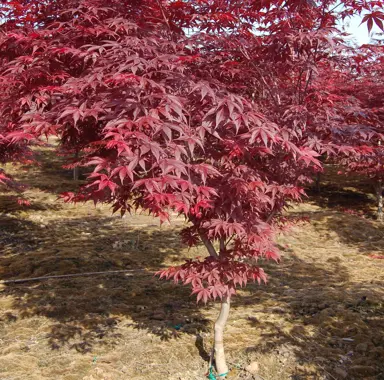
[0,128,33,192]
[329,43,384,219]
[0,91,34,198]
[178,0,384,194]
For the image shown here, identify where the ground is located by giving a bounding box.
[0,146,383,380]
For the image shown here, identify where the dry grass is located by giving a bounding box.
[0,148,384,380]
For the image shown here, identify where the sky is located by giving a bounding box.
[343,14,382,45]
[0,7,381,46]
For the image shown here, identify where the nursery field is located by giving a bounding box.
[0,146,384,380]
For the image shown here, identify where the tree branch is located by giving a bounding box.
[225,234,235,247]
[219,238,225,252]
[266,209,277,224]
[239,46,280,108]
[199,233,219,258]
[155,0,171,31]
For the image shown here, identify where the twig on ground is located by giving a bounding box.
[0,269,150,284]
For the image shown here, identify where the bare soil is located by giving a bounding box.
[1,149,383,380]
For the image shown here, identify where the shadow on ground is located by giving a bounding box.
[233,249,384,379]
[1,211,383,379]
[0,214,210,353]
[1,143,213,372]
[8,144,86,194]
[307,185,375,214]
[307,165,377,219]
[289,208,384,255]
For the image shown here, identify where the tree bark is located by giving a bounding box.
[73,166,79,181]
[315,172,321,193]
[219,238,225,253]
[73,151,79,180]
[214,296,230,377]
[199,233,218,258]
[377,140,383,221]
[376,181,383,221]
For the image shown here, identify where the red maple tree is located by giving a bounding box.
[330,43,384,219]
[1,0,383,376]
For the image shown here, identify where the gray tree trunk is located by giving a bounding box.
[73,151,79,181]
[376,181,383,221]
[213,296,230,377]
[73,166,79,181]
[315,172,321,193]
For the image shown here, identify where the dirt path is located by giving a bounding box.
[0,150,383,380]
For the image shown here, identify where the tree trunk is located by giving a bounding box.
[73,166,79,181]
[315,172,321,193]
[219,238,225,253]
[376,181,383,221]
[73,151,79,181]
[214,296,230,377]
